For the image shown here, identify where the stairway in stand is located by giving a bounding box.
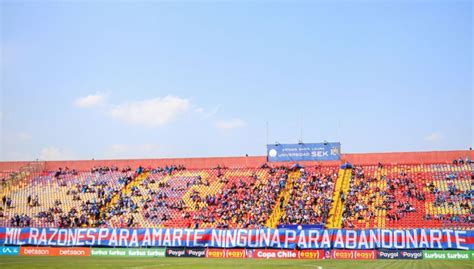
[265,170,301,228]
[325,168,352,229]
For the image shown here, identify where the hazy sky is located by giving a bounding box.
[0,1,472,161]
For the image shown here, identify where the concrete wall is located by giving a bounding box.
[0,150,472,172]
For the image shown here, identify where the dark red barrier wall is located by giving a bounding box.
[343,150,474,166]
[0,150,472,172]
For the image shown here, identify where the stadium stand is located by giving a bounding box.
[340,162,473,229]
[0,151,472,230]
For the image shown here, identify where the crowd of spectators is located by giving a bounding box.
[150,165,186,175]
[452,157,472,165]
[10,213,31,227]
[53,167,78,178]
[423,172,473,225]
[174,167,288,229]
[341,166,425,228]
[1,165,141,228]
[281,168,336,225]
[213,170,283,228]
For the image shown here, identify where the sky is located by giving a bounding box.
[0,0,472,161]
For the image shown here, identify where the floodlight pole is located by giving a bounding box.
[266,121,269,147]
